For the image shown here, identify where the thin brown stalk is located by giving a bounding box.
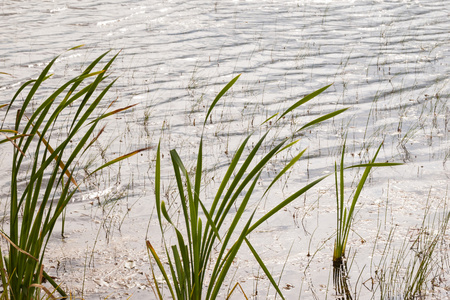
[0,231,38,262]
[25,114,78,187]
[29,284,57,300]
[0,132,26,156]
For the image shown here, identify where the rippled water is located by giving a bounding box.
[1,0,449,299]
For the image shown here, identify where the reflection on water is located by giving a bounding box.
[334,262,353,300]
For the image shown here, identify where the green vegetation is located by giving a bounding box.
[0,49,446,299]
[0,49,147,299]
[373,199,450,299]
[333,143,401,268]
[147,78,349,299]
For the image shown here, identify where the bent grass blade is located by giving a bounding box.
[204,74,240,125]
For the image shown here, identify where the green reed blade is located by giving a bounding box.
[263,148,307,197]
[298,108,349,132]
[344,162,403,169]
[208,134,252,217]
[208,212,254,300]
[170,150,197,233]
[276,138,300,154]
[277,84,332,121]
[172,246,186,297]
[333,142,401,264]
[174,235,192,297]
[14,62,57,128]
[170,150,192,244]
[200,134,286,270]
[261,113,279,125]
[198,200,221,242]
[170,149,202,293]
[90,147,151,174]
[209,173,261,291]
[199,134,253,275]
[155,141,162,227]
[245,238,285,300]
[194,139,203,209]
[172,146,203,297]
[216,133,285,229]
[146,241,176,299]
[67,44,85,51]
[161,201,174,224]
[247,174,330,234]
[204,74,240,125]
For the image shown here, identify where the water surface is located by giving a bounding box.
[0,0,449,299]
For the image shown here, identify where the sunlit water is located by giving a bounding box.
[0,0,449,299]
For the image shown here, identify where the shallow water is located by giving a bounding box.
[0,0,449,299]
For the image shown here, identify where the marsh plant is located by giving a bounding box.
[330,142,401,300]
[0,49,146,299]
[333,143,401,269]
[373,202,450,299]
[147,78,351,299]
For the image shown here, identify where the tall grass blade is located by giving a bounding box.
[209,212,255,300]
[263,148,306,197]
[67,44,85,51]
[298,108,348,132]
[204,74,240,125]
[248,175,330,234]
[245,238,285,300]
[146,241,176,299]
[277,84,332,121]
[90,146,152,174]
[261,113,278,125]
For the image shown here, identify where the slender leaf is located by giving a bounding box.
[248,175,330,234]
[263,148,307,197]
[204,74,240,125]
[277,84,332,121]
[298,108,349,132]
[90,146,152,174]
[245,238,285,300]
[261,113,278,125]
[146,241,176,299]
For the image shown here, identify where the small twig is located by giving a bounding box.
[226,282,249,300]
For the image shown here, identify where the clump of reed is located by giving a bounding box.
[331,142,401,299]
[0,48,147,299]
[146,78,350,299]
[333,143,401,269]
